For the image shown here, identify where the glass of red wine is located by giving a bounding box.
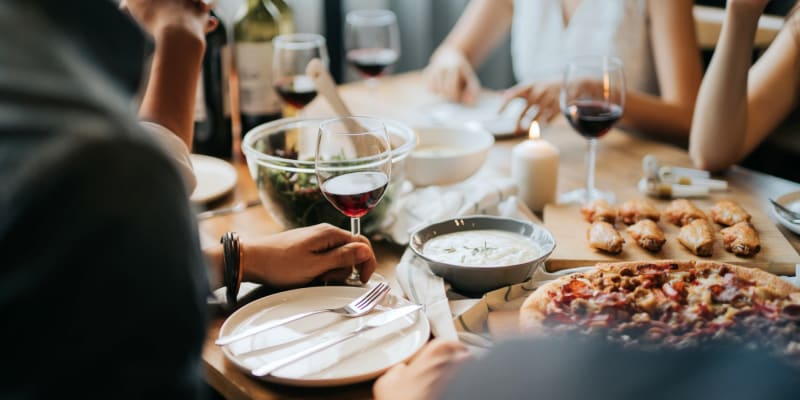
[559,55,625,205]
[315,116,392,286]
[344,9,400,87]
[272,33,328,115]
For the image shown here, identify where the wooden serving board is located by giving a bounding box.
[543,200,800,275]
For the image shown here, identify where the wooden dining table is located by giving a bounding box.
[198,71,800,400]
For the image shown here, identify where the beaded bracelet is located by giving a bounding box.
[220,232,243,308]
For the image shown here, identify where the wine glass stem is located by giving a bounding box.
[345,217,362,285]
[351,217,361,237]
[586,138,598,198]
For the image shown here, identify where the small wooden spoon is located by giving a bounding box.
[306,58,357,120]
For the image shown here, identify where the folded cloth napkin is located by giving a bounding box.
[394,174,542,343]
[395,249,459,340]
[380,174,538,245]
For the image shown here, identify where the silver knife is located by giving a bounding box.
[251,304,422,377]
[196,199,261,220]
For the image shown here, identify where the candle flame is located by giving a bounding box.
[528,121,541,140]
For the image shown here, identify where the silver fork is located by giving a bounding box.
[770,198,800,224]
[215,282,390,346]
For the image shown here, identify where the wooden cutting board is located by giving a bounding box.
[543,200,800,275]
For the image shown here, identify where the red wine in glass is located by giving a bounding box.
[321,171,388,218]
[274,75,318,109]
[346,48,398,78]
[564,100,623,139]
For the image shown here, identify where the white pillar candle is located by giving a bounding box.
[511,122,560,212]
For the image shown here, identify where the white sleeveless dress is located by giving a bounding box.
[511,0,657,95]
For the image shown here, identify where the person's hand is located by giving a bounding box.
[120,0,218,42]
[241,224,377,288]
[373,339,472,400]
[500,80,562,134]
[424,46,481,105]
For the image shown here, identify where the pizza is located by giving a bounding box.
[520,260,800,364]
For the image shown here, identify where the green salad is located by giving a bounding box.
[254,132,392,234]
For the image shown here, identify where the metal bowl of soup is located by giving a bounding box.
[409,216,556,294]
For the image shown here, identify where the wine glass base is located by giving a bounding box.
[329,272,385,287]
[344,274,364,287]
[559,188,615,205]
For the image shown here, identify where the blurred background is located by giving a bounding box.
[213,0,798,182]
[215,0,796,86]
[215,0,513,88]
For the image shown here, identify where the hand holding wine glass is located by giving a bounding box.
[315,117,392,286]
[273,33,328,114]
[559,55,625,205]
[345,9,400,85]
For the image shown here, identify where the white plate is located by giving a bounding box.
[189,154,238,203]
[773,191,800,235]
[218,286,430,387]
[423,93,528,138]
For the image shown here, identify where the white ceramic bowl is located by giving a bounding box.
[406,125,494,186]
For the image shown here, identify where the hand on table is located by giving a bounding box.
[500,80,562,134]
[241,224,377,288]
[373,339,472,400]
[424,46,481,106]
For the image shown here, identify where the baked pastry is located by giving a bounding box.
[677,218,715,257]
[721,221,761,257]
[619,198,660,225]
[627,219,666,252]
[581,199,617,223]
[710,200,751,227]
[664,199,706,227]
[587,221,624,254]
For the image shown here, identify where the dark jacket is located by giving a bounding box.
[0,1,209,398]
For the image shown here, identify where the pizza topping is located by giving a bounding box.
[662,282,686,303]
[560,278,594,304]
[543,312,575,325]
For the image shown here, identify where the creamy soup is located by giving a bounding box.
[422,229,540,267]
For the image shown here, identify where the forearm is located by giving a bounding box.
[436,0,513,66]
[139,26,205,148]
[621,90,694,139]
[689,3,763,171]
[203,243,224,289]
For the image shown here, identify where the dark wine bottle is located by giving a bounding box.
[193,11,233,159]
[234,0,283,138]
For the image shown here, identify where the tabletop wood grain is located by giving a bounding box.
[199,71,800,400]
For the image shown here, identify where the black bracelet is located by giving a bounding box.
[220,232,242,308]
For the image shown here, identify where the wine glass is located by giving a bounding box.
[315,116,392,286]
[272,33,328,116]
[559,55,625,205]
[344,9,401,86]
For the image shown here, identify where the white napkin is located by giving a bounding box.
[395,249,460,340]
[393,175,541,343]
[380,174,538,245]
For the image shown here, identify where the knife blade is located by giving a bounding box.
[196,199,260,220]
[251,304,422,377]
